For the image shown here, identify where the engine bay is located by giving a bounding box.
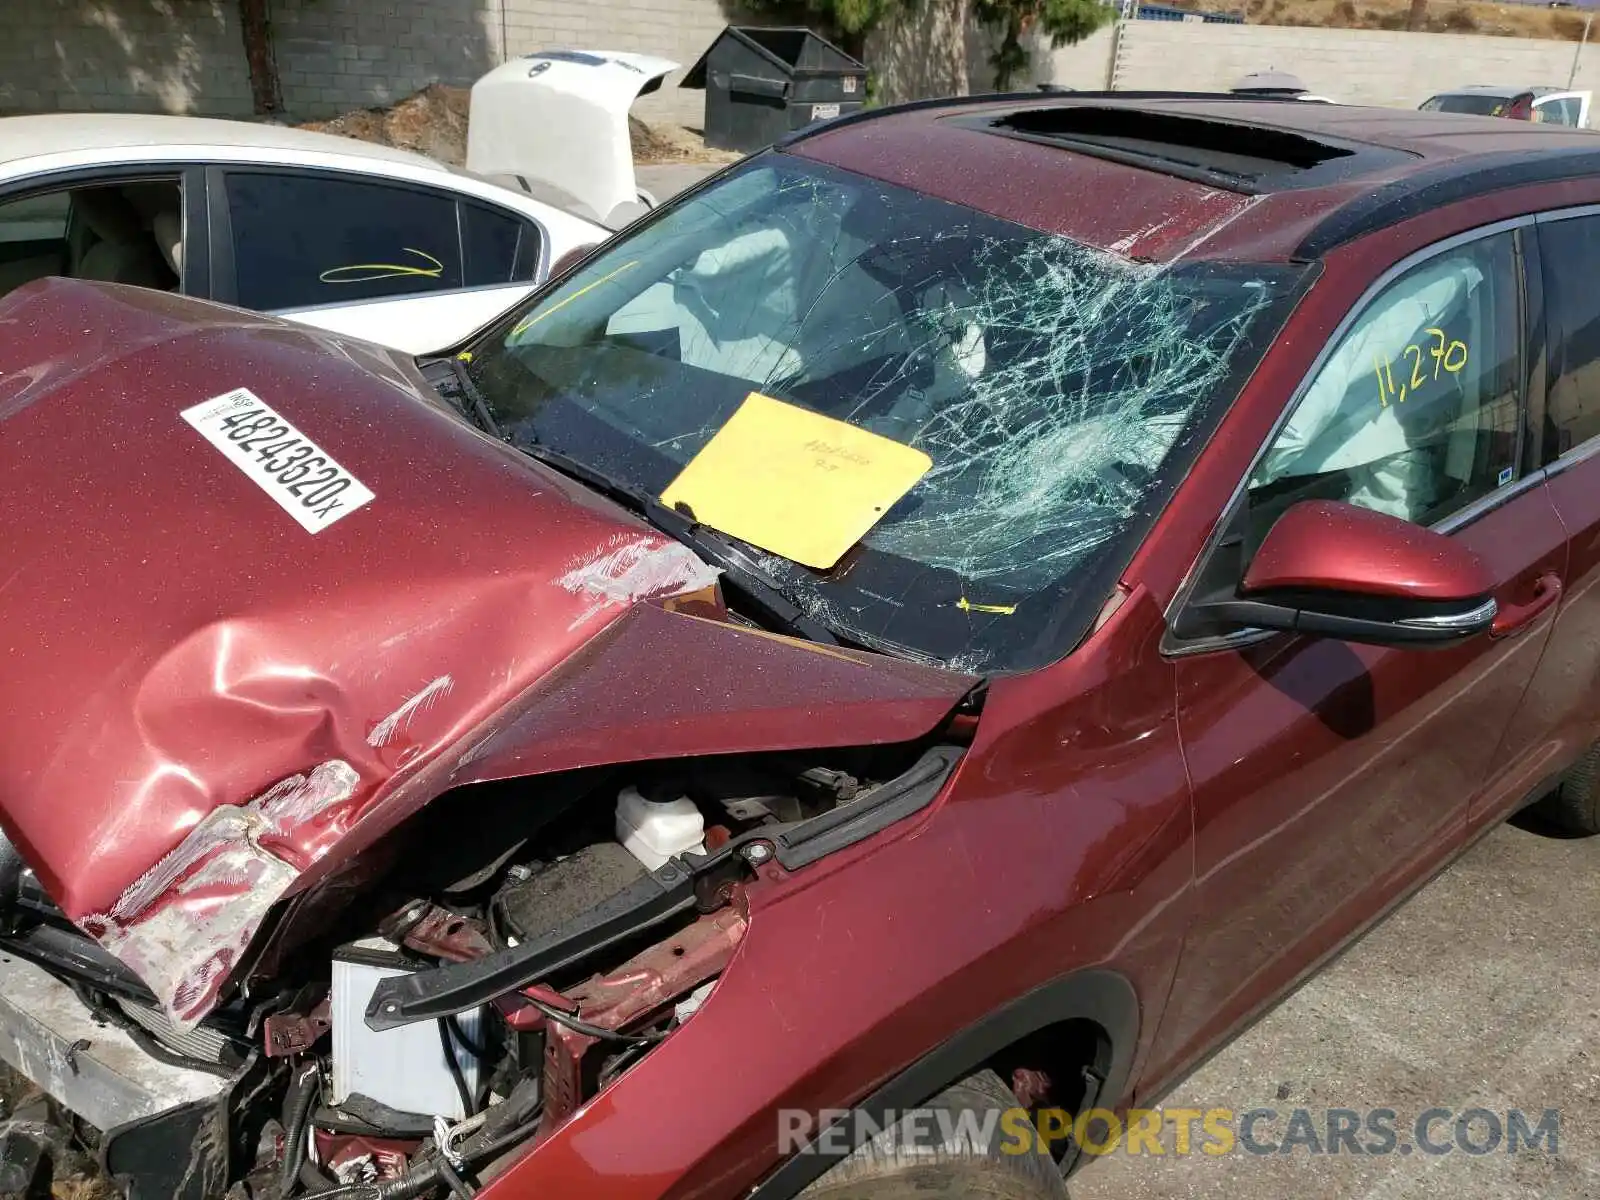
[0,739,962,1198]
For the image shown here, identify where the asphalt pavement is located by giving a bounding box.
[1071,821,1600,1200]
[636,162,721,202]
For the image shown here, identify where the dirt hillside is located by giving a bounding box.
[1180,0,1598,40]
[295,83,735,167]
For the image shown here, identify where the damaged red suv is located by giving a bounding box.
[2,92,1600,1200]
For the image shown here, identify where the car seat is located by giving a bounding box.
[70,189,174,289]
[151,208,183,286]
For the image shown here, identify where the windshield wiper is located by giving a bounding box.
[447,357,504,439]
[522,441,844,646]
[441,362,847,646]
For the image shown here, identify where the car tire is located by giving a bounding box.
[799,1069,1070,1200]
[1531,741,1600,834]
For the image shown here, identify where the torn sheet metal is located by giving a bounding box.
[556,533,721,629]
[82,762,361,1028]
[0,278,737,1028]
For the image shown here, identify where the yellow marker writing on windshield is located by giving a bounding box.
[319,248,444,284]
[957,597,1017,615]
[511,260,639,338]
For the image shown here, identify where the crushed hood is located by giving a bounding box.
[0,279,974,1025]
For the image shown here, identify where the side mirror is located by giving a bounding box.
[1182,500,1497,648]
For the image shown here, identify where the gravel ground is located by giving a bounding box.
[1072,820,1600,1200]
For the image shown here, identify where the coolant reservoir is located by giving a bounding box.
[616,786,705,869]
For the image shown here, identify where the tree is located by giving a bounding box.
[238,0,283,115]
[1405,0,1427,29]
[736,0,917,60]
[974,0,1113,91]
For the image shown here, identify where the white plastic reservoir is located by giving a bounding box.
[616,786,706,870]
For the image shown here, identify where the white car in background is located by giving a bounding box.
[0,112,608,356]
[1419,85,1592,127]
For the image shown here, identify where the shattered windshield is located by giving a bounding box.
[463,156,1307,672]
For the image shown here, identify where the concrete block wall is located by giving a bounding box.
[1101,20,1600,108]
[0,0,732,125]
[272,0,500,116]
[1035,25,1117,91]
[12,0,1600,130]
[0,0,252,117]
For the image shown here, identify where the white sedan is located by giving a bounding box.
[0,113,608,356]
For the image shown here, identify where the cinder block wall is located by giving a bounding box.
[0,0,735,125]
[1085,21,1600,107]
[272,0,502,117]
[0,0,253,118]
[12,1,1600,130]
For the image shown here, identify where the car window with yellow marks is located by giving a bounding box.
[224,172,463,310]
[1249,233,1520,535]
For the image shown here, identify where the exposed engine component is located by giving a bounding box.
[330,939,488,1121]
[493,842,647,945]
[615,784,706,868]
[0,741,960,1200]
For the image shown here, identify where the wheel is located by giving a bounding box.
[1529,739,1600,834]
[800,1069,1069,1200]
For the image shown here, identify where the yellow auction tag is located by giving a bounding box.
[661,392,932,570]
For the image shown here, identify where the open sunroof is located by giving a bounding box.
[953,105,1414,193]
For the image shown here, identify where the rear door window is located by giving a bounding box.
[223,171,463,310]
[461,202,539,286]
[1535,96,1583,126]
[1537,213,1600,459]
[0,177,185,299]
[1421,93,1515,117]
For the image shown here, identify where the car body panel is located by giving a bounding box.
[791,109,1261,260]
[0,277,972,1026]
[1535,90,1592,127]
[1151,489,1564,1084]
[475,586,1194,1200]
[271,281,541,356]
[7,95,1600,1200]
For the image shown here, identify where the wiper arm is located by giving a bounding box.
[447,357,504,439]
[512,440,842,647]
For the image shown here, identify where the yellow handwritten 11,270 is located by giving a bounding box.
[1373,328,1468,407]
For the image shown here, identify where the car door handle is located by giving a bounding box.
[1490,572,1563,639]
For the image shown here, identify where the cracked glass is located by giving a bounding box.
[464,156,1308,672]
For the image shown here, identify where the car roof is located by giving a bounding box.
[0,112,444,173]
[783,92,1600,264]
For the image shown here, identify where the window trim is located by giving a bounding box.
[1163,214,1539,658]
[207,164,549,315]
[458,197,541,287]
